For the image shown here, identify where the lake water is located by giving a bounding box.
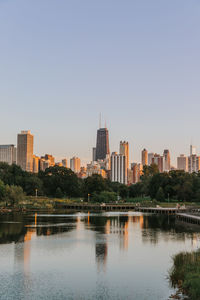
[0,212,199,300]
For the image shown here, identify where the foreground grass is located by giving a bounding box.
[170,250,200,300]
[0,195,200,210]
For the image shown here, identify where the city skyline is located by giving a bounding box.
[0,127,199,169]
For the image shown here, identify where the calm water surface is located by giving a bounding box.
[0,212,199,300]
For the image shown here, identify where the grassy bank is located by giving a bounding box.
[170,250,200,300]
[0,195,200,211]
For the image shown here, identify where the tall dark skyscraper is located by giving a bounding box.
[95,127,110,160]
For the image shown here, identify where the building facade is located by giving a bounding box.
[111,152,127,184]
[86,161,106,178]
[62,159,68,168]
[188,155,200,173]
[148,153,154,165]
[177,154,188,172]
[120,141,129,169]
[70,157,81,173]
[95,128,110,161]
[141,148,148,166]
[17,131,34,172]
[163,149,170,172]
[152,154,163,173]
[0,145,16,165]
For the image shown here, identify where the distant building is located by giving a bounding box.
[177,154,188,172]
[62,159,68,168]
[97,154,110,171]
[92,147,96,162]
[127,168,134,185]
[120,141,129,169]
[70,157,81,173]
[39,158,50,171]
[111,152,127,184]
[131,163,143,183]
[190,145,196,156]
[148,153,154,165]
[41,154,55,167]
[163,149,170,172]
[0,144,16,165]
[188,155,200,173]
[96,128,110,161]
[86,161,106,178]
[78,166,87,179]
[141,148,148,166]
[152,154,163,173]
[17,131,34,172]
[33,155,40,173]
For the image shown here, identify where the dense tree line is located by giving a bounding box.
[0,162,200,203]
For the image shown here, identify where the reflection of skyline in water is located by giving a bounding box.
[0,212,200,274]
[0,212,200,300]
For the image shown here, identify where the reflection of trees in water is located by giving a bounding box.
[0,214,27,244]
[96,241,108,271]
[141,215,200,244]
[0,214,77,243]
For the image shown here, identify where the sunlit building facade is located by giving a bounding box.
[177,154,188,172]
[0,144,16,165]
[141,148,148,166]
[111,152,127,184]
[17,131,34,172]
[70,157,81,173]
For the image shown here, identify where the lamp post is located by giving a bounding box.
[88,193,90,202]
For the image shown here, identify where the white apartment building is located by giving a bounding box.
[0,145,16,165]
[111,152,127,185]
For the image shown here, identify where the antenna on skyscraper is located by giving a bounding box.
[99,113,102,128]
[105,119,107,128]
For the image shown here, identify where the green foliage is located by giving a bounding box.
[55,187,63,198]
[39,166,81,198]
[83,174,110,199]
[119,184,128,198]
[170,250,200,300]
[93,191,117,203]
[0,180,6,201]
[5,185,25,206]
[156,187,165,202]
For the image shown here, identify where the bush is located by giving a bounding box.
[170,250,200,300]
[93,191,117,203]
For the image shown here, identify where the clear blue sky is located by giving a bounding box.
[0,0,200,166]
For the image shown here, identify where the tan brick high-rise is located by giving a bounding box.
[17,131,34,172]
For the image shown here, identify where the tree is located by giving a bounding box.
[0,180,5,201]
[119,184,128,199]
[55,187,63,198]
[83,174,109,199]
[94,191,117,203]
[5,185,25,206]
[156,187,165,202]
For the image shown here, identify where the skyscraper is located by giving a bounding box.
[111,152,127,184]
[148,153,154,165]
[163,149,170,172]
[120,141,129,169]
[95,128,110,161]
[190,145,196,156]
[17,131,34,172]
[141,148,148,166]
[177,154,188,172]
[0,145,16,165]
[70,157,81,173]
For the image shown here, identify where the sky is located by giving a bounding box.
[0,0,200,166]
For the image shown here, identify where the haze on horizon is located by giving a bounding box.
[0,0,200,166]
